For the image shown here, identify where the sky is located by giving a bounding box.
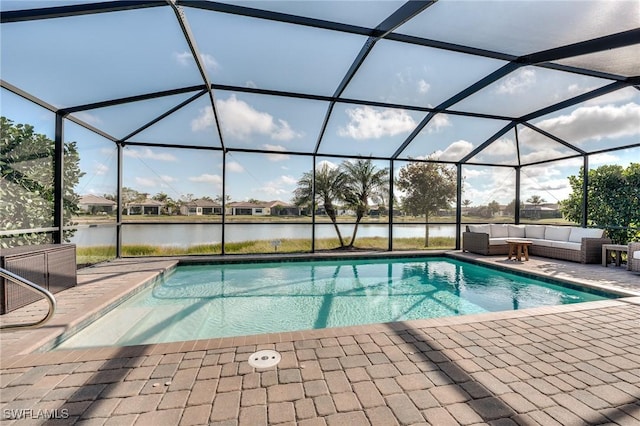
[1,0,639,206]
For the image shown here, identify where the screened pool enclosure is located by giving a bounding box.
[1,1,639,263]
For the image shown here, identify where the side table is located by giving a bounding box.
[601,244,628,267]
[506,239,533,261]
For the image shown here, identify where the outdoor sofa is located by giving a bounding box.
[462,224,610,264]
[629,242,640,272]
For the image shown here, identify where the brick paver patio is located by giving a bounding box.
[1,252,639,425]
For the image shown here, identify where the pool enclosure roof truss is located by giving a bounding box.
[2,0,638,169]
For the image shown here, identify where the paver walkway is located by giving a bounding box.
[1,252,639,425]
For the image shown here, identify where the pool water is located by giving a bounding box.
[56,257,612,349]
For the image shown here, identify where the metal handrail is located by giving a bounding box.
[0,267,56,330]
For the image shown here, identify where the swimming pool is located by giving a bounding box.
[56,257,614,349]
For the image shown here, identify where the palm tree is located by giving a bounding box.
[526,195,546,206]
[341,159,389,247]
[293,163,348,247]
[526,194,546,219]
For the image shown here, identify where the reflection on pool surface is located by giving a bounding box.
[56,257,613,349]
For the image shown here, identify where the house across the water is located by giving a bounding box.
[180,199,223,216]
[79,194,117,215]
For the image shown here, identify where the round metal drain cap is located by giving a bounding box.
[248,350,281,369]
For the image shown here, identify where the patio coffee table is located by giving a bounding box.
[506,239,533,261]
[602,244,628,267]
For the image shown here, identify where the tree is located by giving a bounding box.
[0,117,84,247]
[341,159,389,247]
[561,164,640,244]
[215,194,231,204]
[487,200,501,217]
[180,193,194,202]
[153,192,176,215]
[468,205,493,218]
[526,194,546,206]
[525,194,546,219]
[396,161,456,246]
[505,198,524,217]
[121,187,146,204]
[293,163,349,247]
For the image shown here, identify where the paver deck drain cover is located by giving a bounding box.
[248,350,281,368]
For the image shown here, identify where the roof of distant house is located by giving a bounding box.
[126,199,164,207]
[182,199,221,208]
[79,194,116,206]
[228,201,270,208]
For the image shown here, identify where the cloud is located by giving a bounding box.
[94,162,108,176]
[585,87,638,106]
[520,148,572,165]
[496,68,536,95]
[264,144,286,151]
[263,144,291,161]
[316,160,339,170]
[520,165,573,201]
[73,111,102,126]
[217,95,272,139]
[535,102,640,144]
[192,96,302,142]
[254,185,288,196]
[424,113,452,134]
[174,51,220,71]
[272,120,301,141]
[387,67,434,103]
[590,152,620,165]
[431,140,474,161]
[482,137,517,158]
[280,175,297,185]
[190,107,215,132]
[174,51,192,66]
[462,167,516,205]
[124,148,177,161]
[199,53,220,71]
[338,106,416,140]
[189,174,223,184]
[522,164,561,179]
[227,161,245,173]
[253,175,298,196]
[133,175,176,189]
[418,79,430,94]
[245,81,258,89]
[159,175,176,183]
[565,83,599,98]
[135,177,156,187]
[267,154,290,162]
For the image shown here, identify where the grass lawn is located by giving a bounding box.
[76,236,456,266]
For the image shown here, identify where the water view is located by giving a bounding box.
[69,223,456,247]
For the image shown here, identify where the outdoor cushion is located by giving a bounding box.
[531,239,554,247]
[507,225,526,238]
[550,241,582,251]
[468,224,491,235]
[525,239,546,246]
[525,225,546,239]
[545,226,571,241]
[568,227,604,242]
[491,224,509,238]
[489,238,510,246]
